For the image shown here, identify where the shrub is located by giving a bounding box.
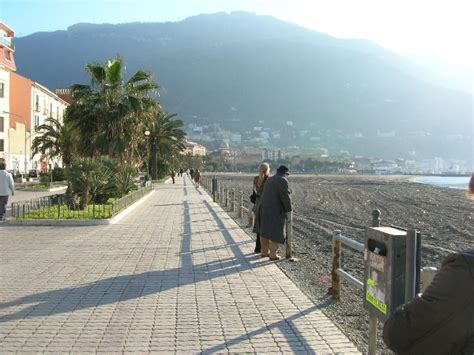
[52,167,65,181]
[39,172,51,185]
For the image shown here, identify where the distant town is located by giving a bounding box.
[185,121,471,175]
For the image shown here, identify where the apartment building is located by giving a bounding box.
[30,81,68,171]
[0,22,16,167]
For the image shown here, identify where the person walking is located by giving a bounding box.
[251,163,270,254]
[194,169,201,188]
[382,173,474,354]
[170,170,176,184]
[259,165,292,260]
[0,161,15,221]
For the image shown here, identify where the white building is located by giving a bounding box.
[30,82,68,171]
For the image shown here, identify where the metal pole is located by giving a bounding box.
[368,318,377,355]
[405,229,417,302]
[368,209,381,355]
[329,229,341,299]
[285,211,293,259]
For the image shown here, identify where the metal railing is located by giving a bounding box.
[111,185,153,215]
[11,186,152,220]
[202,175,294,259]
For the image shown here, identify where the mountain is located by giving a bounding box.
[13,12,473,161]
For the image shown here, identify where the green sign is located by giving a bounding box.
[366,291,387,314]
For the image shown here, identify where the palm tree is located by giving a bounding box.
[146,111,186,179]
[65,56,159,161]
[31,117,77,168]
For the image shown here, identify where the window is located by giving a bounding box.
[0,139,4,152]
[34,115,40,130]
[56,106,59,119]
[35,95,39,111]
[0,116,3,132]
[50,102,53,116]
[0,82,4,98]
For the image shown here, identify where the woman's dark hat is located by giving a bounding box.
[277,165,290,175]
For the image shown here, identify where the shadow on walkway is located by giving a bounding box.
[0,181,333,353]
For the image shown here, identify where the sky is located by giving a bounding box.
[1,0,473,69]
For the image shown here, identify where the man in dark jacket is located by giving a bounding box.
[259,165,292,260]
[384,174,474,354]
[383,249,474,354]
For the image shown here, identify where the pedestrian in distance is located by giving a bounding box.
[0,161,15,221]
[259,165,292,260]
[251,163,271,254]
[194,169,201,189]
[170,170,176,184]
[190,168,195,182]
[382,173,474,355]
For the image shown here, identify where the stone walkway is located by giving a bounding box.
[0,177,360,354]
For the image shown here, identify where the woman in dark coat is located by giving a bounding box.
[383,173,474,354]
[252,163,270,254]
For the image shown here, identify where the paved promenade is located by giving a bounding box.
[0,177,360,354]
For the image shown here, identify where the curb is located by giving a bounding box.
[2,190,155,227]
[21,186,67,192]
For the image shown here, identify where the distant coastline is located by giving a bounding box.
[413,175,469,190]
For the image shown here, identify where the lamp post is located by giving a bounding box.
[2,111,29,177]
[144,130,150,180]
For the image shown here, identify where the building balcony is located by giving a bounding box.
[0,36,14,50]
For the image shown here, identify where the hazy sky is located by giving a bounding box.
[1,0,473,68]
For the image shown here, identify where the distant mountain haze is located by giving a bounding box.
[14,12,472,161]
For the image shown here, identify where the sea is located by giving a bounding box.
[414,176,470,190]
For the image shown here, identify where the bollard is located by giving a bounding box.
[329,229,342,299]
[421,267,438,291]
[239,191,244,218]
[285,211,293,259]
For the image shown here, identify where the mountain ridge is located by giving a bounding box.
[13,12,472,161]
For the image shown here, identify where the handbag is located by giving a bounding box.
[250,191,257,204]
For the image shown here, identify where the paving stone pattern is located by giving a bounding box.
[0,177,360,354]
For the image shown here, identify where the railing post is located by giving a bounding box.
[285,211,293,259]
[247,205,253,227]
[239,191,244,218]
[224,186,228,207]
[329,229,342,300]
[231,189,235,212]
[212,177,217,202]
[372,209,381,227]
